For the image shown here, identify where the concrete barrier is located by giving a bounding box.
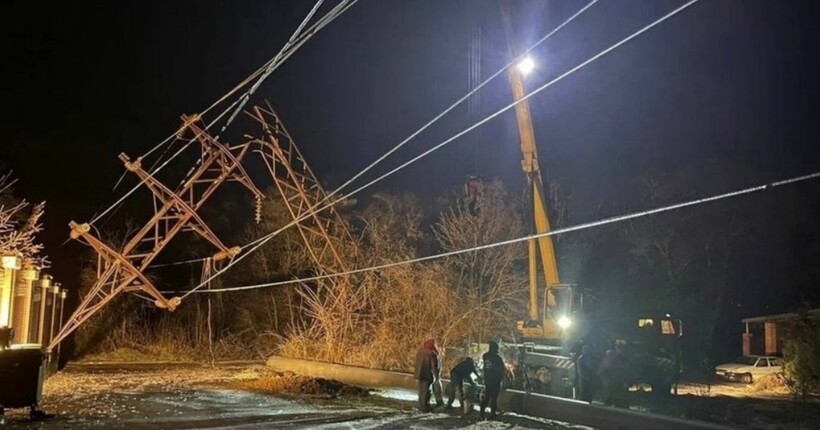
[266,355,739,430]
[500,390,738,430]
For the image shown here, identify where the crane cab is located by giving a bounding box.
[517,283,582,345]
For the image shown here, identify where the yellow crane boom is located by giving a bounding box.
[501,4,570,343]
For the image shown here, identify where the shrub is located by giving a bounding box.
[782,318,820,400]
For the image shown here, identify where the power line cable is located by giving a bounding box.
[161,0,597,281]
[316,0,599,222]
[339,0,701,217]
[88,0,357,226]
[112,0,359,254]
[180,0,696,296]
[173,1,357,190]
[216,0,328,139]
[167,170,820,294]
[149,0,599,271]
[151,257,209,268]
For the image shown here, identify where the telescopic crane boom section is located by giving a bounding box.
[500,5,569,343]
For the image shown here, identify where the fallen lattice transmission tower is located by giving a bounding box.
[50,104,359,351]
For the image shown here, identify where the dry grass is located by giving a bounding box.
[690,383,713,397]
[78,347,192,363]
[279,184,526,373]
[74,186,525,373]
[73,288,286,363]
[750,373,791,394]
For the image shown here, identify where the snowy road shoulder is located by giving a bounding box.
[2,364,589,429]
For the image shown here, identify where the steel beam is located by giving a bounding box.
[49,118,259,351]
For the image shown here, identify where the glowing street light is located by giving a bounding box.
[516,56,536,75]
[1,255,21,328]
[1,255,21,270]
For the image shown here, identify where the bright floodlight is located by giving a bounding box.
[558,315,572,329]
[517,56,536,75]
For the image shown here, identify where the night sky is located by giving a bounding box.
[2,0,819,336]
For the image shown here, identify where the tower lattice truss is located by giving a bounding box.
[246,103,353,277]
[51,105,356,351]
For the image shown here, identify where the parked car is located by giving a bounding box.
[714,355,782,383]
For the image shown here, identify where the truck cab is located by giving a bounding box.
[615,315,683,395]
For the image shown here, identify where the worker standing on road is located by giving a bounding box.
[446,357,478,412]
[432,344,445,408]
[599,345,628,406]
[576,344,595,402]
[611,343,628,407]
[480,341,506,419]
[414,338,443,412]
[598,349,617,405]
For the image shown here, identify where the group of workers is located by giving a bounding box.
[413,338,507,419]
[414,338,632,417]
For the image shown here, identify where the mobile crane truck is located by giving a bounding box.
[493,2,683,400]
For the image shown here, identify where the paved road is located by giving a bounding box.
[1,363,583,429]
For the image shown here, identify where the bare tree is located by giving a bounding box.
[434,180,528,343]
[0,170,48,268]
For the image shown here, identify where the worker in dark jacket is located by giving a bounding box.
[598,345,627,406]
[576,345,596,402]
[480,341,506,419]
[446,357,478,410]
[414,338,442,411]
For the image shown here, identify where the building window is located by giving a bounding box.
[661,320,676,335]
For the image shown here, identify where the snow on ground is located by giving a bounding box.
[2,364,587,429]
[10,363,816,429]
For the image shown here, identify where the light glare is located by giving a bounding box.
[558,315,572,329]
[1,255,20,270]
[517,57,536,75]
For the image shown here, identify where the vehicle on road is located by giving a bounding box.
[485,4,684,400]
[714,355,782,383]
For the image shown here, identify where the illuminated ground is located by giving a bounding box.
[4,363,818,429]
[1,363,585,429]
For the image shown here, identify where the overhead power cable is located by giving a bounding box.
[150,257,209,269]
[173,0,356,190]
[88,0,358,226]
[167,170,820,294]
[148,0,598,271]
[180,0,698,298]
[339,0,702,214]
[318,0,599,215]
[173,0,599,291]
[216,0,326,138]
